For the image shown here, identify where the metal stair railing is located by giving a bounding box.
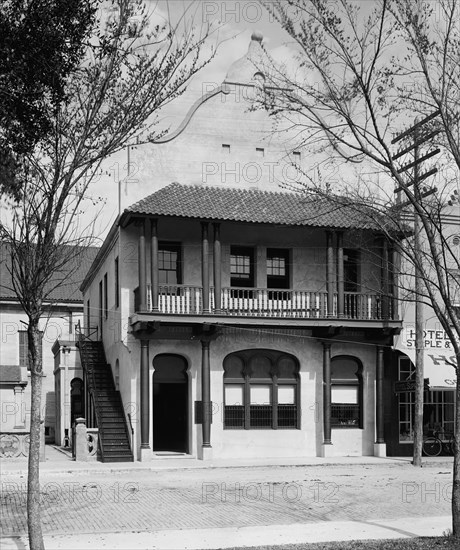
[75,321,133,462]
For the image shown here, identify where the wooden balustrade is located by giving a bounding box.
[137,285,390,320]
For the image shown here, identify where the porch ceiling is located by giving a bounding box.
[129,312,402,339]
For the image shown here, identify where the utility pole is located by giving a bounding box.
[392,110,440,466]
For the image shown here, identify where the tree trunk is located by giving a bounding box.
[27,318,45,550]
[452,352,460,538]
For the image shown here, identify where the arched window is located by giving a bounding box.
[331,356,363,428]
[223,349,300,430]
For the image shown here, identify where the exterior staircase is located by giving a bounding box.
[77,340,134,462]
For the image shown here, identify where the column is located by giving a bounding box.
[326,231,335,316]
[391,246,399,320]
[13,385,25,428]
[374,346,387,457]
[213,223,222,313]
[201,340,212,452]
[337,231,345,317]
[381,239,390,319]
[138,220,147,311]
[322,342,332,446]
[140,339,150,452]
[376,346,385,443]
[201,222,210,313]
[150,219,159,312]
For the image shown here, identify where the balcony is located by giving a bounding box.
[135,285,392,320]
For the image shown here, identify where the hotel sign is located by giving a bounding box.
[394,378,430,393]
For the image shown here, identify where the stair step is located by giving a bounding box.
[103,455,134,462]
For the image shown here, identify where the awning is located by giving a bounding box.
[398,348,457,389]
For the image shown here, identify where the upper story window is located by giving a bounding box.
[115,257,119,308]
[267,248,290,290]
[86,299,91,331]
[344,249,359,292]
[222,144,231,154]
[230,246,254,288]
[292,151,301,163]
[103,272,108,319]
[99,280,103,329]
[159,242,182,285]
[256,147,265,157]
[19,330,43,371]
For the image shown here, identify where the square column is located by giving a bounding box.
[326,231,335,316]
[140,339,151,460]
[336,231,345,317]
[138,219,147,311]
[321,341,333,456]
[150,219,159,312]
[374,345,387,457]
[199,338,213,460]
[213,223,222,313]
[201,222,210,313]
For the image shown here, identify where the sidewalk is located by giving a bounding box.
[1,444,453,476]
[0,516,452,549]
[1,446,454,550]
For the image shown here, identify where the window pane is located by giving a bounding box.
[250,405,272,428]
[225,385,244,405]
[278,385,295,404]
[230,247,254,287]
[278,405,297,428]
[224,406,244,428]
[331,358,359,381]
[331,404,360,427]
[250,385,271,404]
[277,357,297,379]
[223,355,244,379]
[332,385,358,404]
[249,355,271,378]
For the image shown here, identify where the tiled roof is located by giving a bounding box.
[0,242,99,303]
[124,182,388,230]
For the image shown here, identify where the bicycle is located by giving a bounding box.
[422,431,455,457]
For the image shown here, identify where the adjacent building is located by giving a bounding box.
[0,243,99,456]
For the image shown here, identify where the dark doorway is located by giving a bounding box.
[70,378,84,426]
[153,355,188,453]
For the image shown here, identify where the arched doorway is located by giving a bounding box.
[153,354,188,452]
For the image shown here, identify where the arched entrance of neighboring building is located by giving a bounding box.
[153,354,188,453]
[70,378,84,426]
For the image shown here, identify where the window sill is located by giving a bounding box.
[331,425,362,429]
[223,426,300,430]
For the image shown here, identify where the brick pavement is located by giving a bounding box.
[0,461,453,538]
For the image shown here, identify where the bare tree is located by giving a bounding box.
[260,0,460,536]
[0,1,215,548]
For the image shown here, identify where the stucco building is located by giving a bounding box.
[386,203,459,455]
[0,243,99,455]
[78,34,403,462]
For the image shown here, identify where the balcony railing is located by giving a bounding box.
[137,285,392,320]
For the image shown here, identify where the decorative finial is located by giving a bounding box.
[251,31,263,43]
